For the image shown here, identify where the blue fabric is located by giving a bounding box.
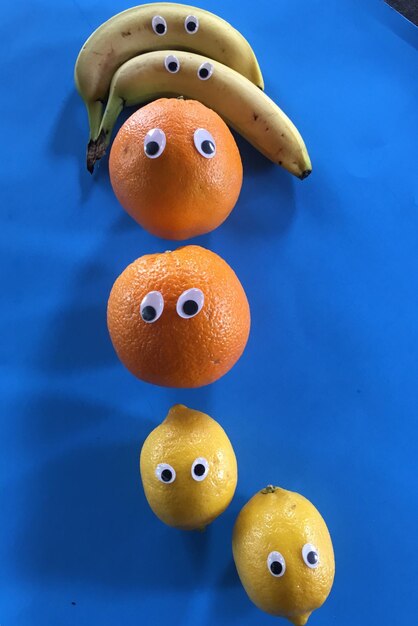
[1,1,417,624]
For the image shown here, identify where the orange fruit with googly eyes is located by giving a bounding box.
[107,245,250,388]
[108,98,243,240]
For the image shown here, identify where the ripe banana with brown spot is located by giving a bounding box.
[88,50,311,179]
[74,2,264,141]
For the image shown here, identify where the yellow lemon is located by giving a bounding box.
[232,485,335,625]
[140,404,237,530]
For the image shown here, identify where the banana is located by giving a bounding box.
[87,51,311,179]
[75,2,264,140]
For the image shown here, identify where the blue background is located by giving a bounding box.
[1,1,417,624]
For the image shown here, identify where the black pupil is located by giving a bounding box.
[145,141,159,156]
[201,140,215,155]
[187,20,196,31]
[199,67,209,79]
[194,463,205,477]
[155,22,165,34]
[307,551,318,565]
[182,299,199,316]
[142,305,157,321]
[270,561,283,576]
[161,469,172,482]
[168,61,178,71]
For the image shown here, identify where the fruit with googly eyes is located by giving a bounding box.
[140,404,237,530]
[109,98,242,240]
[107,245,250,388]
[232,486,335,625]
[90,50,311,179]
[74,2,264,166]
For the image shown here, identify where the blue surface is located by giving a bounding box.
[1,1,418,624]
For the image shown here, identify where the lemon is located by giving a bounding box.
[232,485,335,625]
[140,404,237,530]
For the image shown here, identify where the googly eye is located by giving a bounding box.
[140,291,164,323]
[185,15,199,33]
[144,128,166,159]
[197,61,214,80]
[152,15,167,35]
[193,128,216,159]
[267,551,286,577]
[302,543,319,569]
[191,457,209,481]
[155,463,176,483]
[176,288,204,319]
[164,54,180,74]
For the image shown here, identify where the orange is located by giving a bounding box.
[109,98,243,240]
[107,245,250,388]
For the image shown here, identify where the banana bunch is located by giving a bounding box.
[75,2,311,178]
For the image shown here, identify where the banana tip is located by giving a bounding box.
[86,140,96,174]
[299,168,312,180]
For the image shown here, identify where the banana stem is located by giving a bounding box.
[99,96,125,147]
[86,97,124,173]
[87,100,104,141]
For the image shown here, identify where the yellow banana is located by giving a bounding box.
[75,2,264,140]
[88,50,311,179]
